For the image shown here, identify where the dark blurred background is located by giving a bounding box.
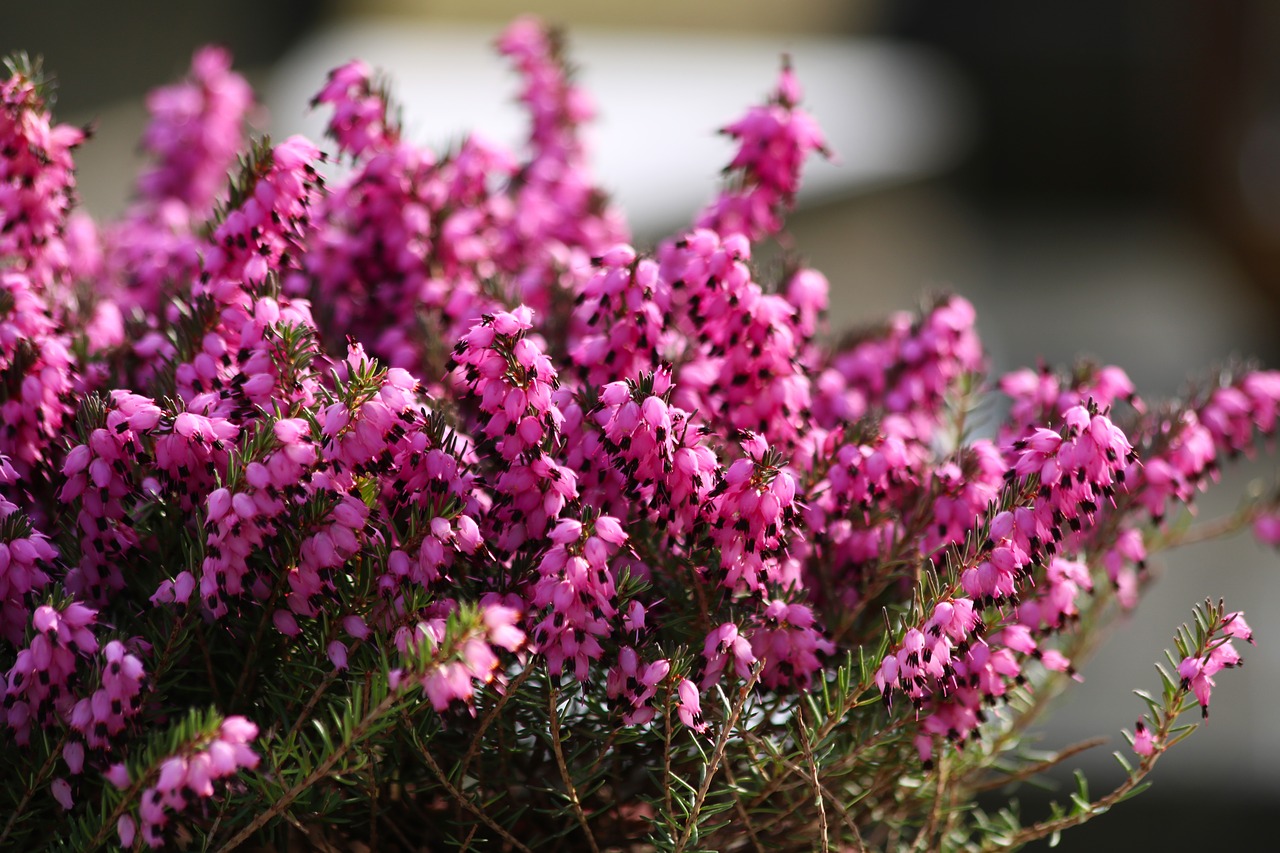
[8,1,1279,849]
[5,1,323,114]
[888,0,1280,339]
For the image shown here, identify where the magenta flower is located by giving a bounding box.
[607,647,671,725]
[136,46,252,212]
[1254,512,1280,547]
[311,59,395,158]
[0,62,84,284]
[0,25,1275,849]
[132,715,259,847]
[1131,721,1158,757]
[676,678,708,733]
[50,777,73,810]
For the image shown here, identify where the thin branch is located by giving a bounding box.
[915,749,947,853]
[809,715,908,794]
[85,757,165,852]
[980,764,1150,852]
[978,698,1185,851]
[797,713,829,853]
[213,690,401,852]
[663,680,675,820]
[582,725,623,782]
[280,651,353,749]
[741,731,861,849]
[409,719,534,853]
[194,621,224,707]
[0,727,71,847]
[941,764,964,845]
[148,604,194,693]
[548,682,601,853]
[722,761,767,853]
[230,571,290,712]
[459,662,535,782]
[673,663,762,853]
[742,684,899,821]
[368,746,379,853]
[971,737,1109,793]
[202,786,235,853]
[378,808,417,850]
[1148,503,1264,552]
[282,813,342,853]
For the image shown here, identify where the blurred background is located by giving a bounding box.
[8,1,1280,848]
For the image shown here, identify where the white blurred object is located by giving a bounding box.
[265,20,971,236]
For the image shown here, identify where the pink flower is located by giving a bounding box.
[676,678,708,733]
[117,815,137,847]
[272,610,300,637]
[273,418,310,445]
[623,601,646,634]
[63,740,85,775]
[1253,513,1280,547]
[133,715,259,846]
[343,614,370,640]
[104,763,130,790]
[1132,721,1158,757]
[1179,655,1216,717]
[51,778,73,810]
[702,622,757,688]
[137,46,251,212]
[311,59,395,157]
[424,662,473,712]
[482,605,526,653]
[157,757,188,793]
[695,60,829,241]
[1223,611,1254,644]
[219,716,259,747]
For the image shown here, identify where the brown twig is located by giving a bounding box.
[368,747,379,853]
[280,647,359,749]
[722,761,767,853]
[458,662,535,782]
[673,663,762,853]
[1148,503,1265,552]
[916,749,948,852]
[796,714,829,853]
[230,571,290,711]
[195,621,224,707]
[662,680,675,820]
[977,695,1184,851]
[84,756,165,852]
[282,813,343,853]
[741,731,862,849]
[548,682,602,853]
[213,690,401,852]
[0,728,71,847]
[971,737,1109,793]
[378,808,417,850]
[391,706,532,845]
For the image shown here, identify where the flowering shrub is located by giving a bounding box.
[0,21,1277,851]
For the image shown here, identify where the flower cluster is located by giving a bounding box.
[4,601,97,745]
[112,715,260,848]
[695,60,828,240]
[1178,610,1253,717]
[0,21,1275,852]
[0,55,84,285]
[391,602,527,712]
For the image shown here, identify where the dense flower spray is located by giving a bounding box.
[0,19,1276,852]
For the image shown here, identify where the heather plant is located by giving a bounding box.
[0,20,1277,851]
